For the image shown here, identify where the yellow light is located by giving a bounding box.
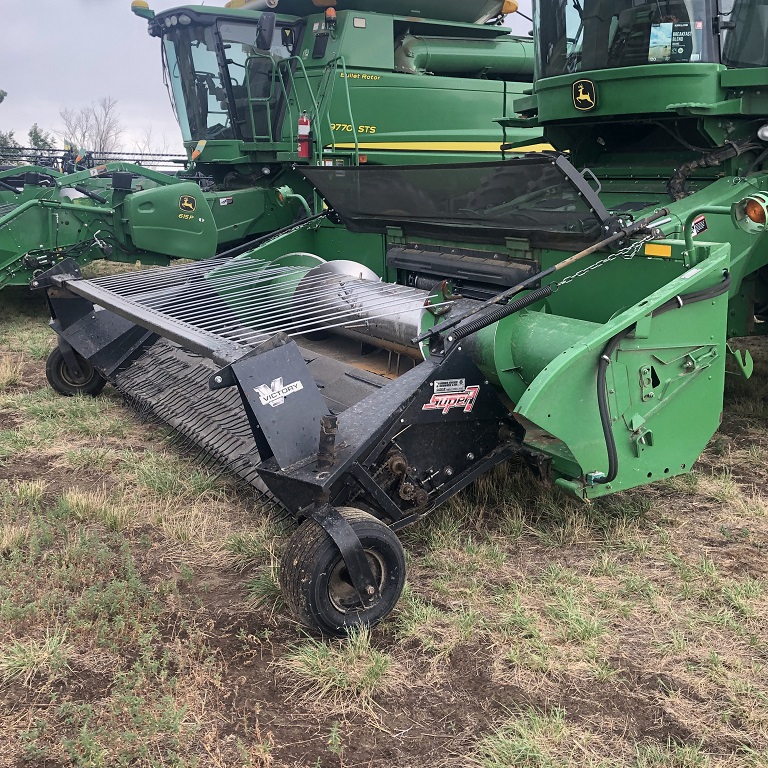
[131,0,153,19]
[502,0,519,13]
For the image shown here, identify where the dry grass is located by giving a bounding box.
[1,290,768,767]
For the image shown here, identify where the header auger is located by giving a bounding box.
[37,0,767,634]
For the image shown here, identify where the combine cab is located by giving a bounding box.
[36,0,767,634]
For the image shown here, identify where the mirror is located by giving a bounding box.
[256,12,276,50]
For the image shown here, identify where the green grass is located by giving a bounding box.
[0,627,72,686]
[280,627,394,708]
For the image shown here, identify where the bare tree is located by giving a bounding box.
[0,90,7,105]
[58,96,124,154]
[133,125,171,156]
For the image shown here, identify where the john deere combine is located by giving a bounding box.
[36,0,767,634]
[0,0,538,290]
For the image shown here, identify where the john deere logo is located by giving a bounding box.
[572,79,597,111]
[179,195,197,212]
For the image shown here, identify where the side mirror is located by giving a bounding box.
[256,12,276,51]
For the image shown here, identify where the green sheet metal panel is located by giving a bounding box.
[124,182,217,260]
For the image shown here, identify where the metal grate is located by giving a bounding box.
[68,255,441,364]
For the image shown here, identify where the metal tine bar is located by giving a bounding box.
[235,301,452,345]
[158,276,417,327]
[137,259,387,307]
[215,291,414,341]
[131,262,345,308]
[233,294,434,341]
[183,280,424,334]
[142,267,388,310]
[91,256,240,290]
[137,269,353,314]
[219,296,418,341]
[138,273,416,326]
[91,257,291,298]
[99,258,284,297]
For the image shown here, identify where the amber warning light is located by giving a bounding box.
[733,193,768,235]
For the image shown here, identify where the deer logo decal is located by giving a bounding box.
[572,79,597,112]
[179,195,197,213]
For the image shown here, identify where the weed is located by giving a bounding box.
[0,354,23,390]
[635,739,710,767]
[470,707,569,767]
[280,627,394,709]
[0,627,72,686]
[246,569,283,610]
[546,589,606,643]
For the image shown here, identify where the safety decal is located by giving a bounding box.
[691,214,708,237]
[255,377,304,408]
[422,385,480,415]
[572,79,597,111]
[433,378,466,395]
[219,197,234,206]
[179,195,197,213]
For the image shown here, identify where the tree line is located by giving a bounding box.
[0,92,172,159]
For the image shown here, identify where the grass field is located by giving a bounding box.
[1,286,767,768]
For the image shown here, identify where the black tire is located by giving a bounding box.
[279,507,406,636]
[45,347,106,397]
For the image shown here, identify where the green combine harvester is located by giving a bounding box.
[36,0,766,634]
[0,0,539,290]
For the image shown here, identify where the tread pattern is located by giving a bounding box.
[280,507,405,635]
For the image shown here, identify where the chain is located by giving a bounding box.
[556,236,653,288]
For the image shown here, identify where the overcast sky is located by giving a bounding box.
[0,0,532,155]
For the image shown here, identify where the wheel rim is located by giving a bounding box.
[58,355,94,387]
[327,550,386,614]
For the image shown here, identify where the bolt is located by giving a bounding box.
[684,361,694,369]
[444,466,454,476]
[32,281,38,287]
[466,453,475,461]
[366,586,375,595]
[214,375,223,384]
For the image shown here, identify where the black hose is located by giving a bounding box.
[667,138,760,201]
[449,284,554,341]
[592,272,731,485]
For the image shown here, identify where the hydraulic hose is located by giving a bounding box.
[668,138,761,201]
[593,272,732,485]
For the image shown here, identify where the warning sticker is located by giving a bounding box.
[691,214,708,237]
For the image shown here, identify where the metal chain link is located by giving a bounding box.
[556,236,654,288]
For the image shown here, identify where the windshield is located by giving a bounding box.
[164,23,234,141]
[537,0,720,77]
[720,0,768,68]
[162,18,298,143]
[301,157,606,247]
